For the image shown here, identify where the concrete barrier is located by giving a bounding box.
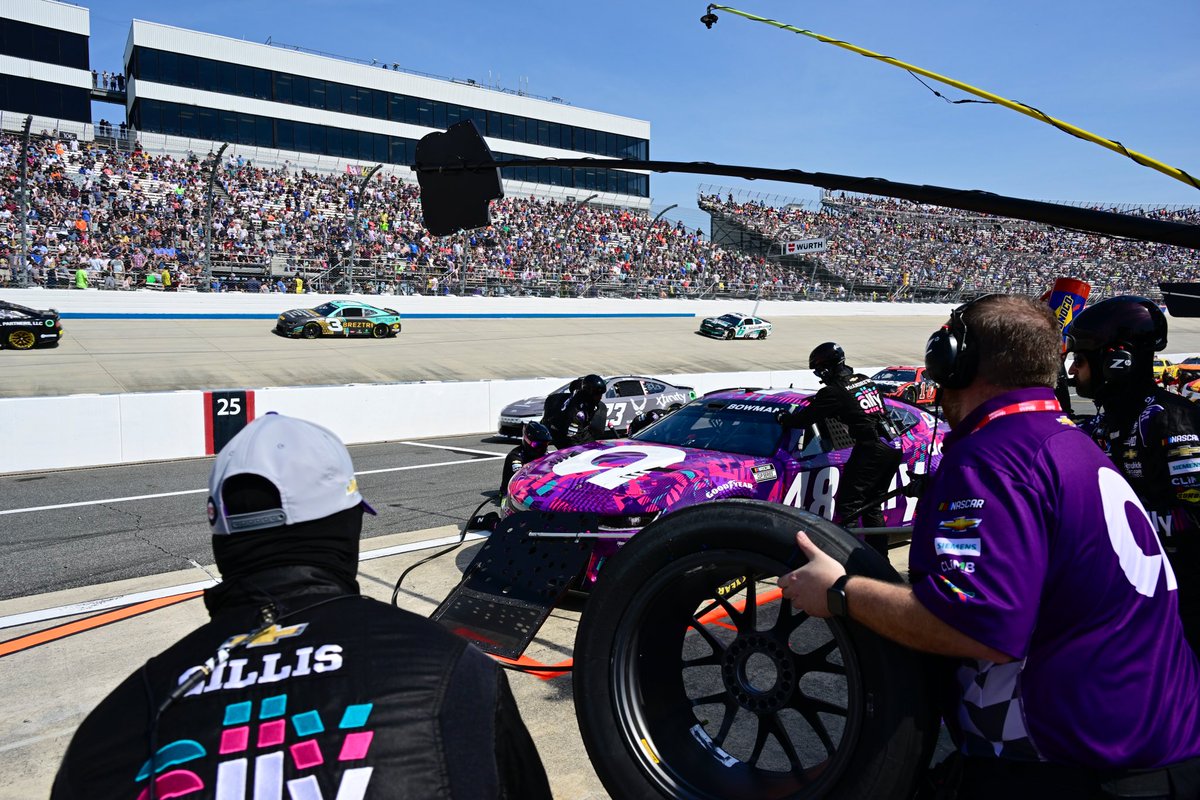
[0,288,957,320]
[0,370,837,474]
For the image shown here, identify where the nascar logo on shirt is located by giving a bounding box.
[934,537,981,557]
[937,498,985,511]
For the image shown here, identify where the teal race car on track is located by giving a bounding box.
[274,300,403,339]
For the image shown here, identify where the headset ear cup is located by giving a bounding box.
[924,327,960,388]
[1102,346,1133,383]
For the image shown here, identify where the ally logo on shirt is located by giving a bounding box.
[934,537,981,557]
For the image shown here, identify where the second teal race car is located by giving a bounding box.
[275,300,402,339]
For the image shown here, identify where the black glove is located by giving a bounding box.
[776,410,799,428]
[903,474,928,498]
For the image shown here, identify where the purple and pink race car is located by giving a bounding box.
[501,387,948,587]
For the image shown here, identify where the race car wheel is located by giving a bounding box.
[371,324,389,339]
[7,330,36,350]
[902,387,919,405]
[756,331,766,340]
[574,500,939,800]
[301,323,321,339]
[725,329,734,340]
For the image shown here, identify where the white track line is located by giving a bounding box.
[0,530,490,630]
[0,456,500,516]
[355,455,499,476]
[397,441,510,458]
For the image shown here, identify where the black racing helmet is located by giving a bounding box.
[1066,296,1166,395]
[522,421,552,453]
[578,373,607,401]
[809,342,852,380]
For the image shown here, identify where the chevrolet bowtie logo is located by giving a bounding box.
[938,517,981,531]
[1173,445,1200,458]
[1123,449,1139,461]
[222,622,309,650]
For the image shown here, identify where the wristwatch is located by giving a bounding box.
[827,574,852,619]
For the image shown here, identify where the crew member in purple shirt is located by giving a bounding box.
[778,294,1200,798]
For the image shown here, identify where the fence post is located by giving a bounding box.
[17,115,32,287]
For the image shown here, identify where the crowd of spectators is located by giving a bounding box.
[2,128,1194,301]
[0,131,835,299]
[700,191,1200,300]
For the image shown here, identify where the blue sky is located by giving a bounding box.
[83,0,1200,230]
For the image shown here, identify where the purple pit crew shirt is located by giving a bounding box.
[910,387,1200,768]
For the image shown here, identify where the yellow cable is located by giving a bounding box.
[708,4,1200,191]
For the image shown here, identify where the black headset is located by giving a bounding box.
[924,295,996,390]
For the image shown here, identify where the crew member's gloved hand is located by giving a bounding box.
[902,474,928,498]
[776,406,801,428]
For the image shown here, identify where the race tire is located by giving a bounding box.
[902,387,919,405]
[756,331,766,340]
[573,499,940,800]
[372,324,389,339]
[301,323,321,339]
[7,330,36,350]
[725,329,734,340]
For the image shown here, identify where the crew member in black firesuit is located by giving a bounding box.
[52,414,551,800]
[500,421,552,495]
[542,373,608,450]
[1068,296,1200,651]
[777,342,902,556]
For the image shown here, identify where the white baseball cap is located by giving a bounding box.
[207,413,375,535]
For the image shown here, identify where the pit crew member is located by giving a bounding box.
[779,295,1200,798]
[53,414,550,800]
[541,373,608,450]
[1068,295,1200,651]
[777,342,901,555]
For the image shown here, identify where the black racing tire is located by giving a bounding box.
[371,323,389,339]
[756,330,767,340]
[725,329,734,340]
[574,499,940,800]
[6,329,36,350]
[301,323,321,339]
[902,387,919,405]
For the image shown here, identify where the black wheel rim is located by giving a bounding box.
[608,549,863,799]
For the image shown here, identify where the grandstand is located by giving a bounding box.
[700,186,1200,302]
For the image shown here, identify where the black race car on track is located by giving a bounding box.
[0,300,62,350]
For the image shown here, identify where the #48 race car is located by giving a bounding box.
[502,387,945,587]
[274,300,402,339]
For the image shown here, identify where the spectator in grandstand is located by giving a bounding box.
[102,271,116,290]
[779,295,1200,797]
[73,266,87,289]
[52,414,552,800]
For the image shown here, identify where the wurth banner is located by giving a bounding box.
[783,238,828,255]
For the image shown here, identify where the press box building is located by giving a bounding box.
[0,0,90,124]
[123,20,651,207]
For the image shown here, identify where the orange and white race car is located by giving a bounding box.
[869,366,938,406]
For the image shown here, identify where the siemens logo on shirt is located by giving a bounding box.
[1168,459,1200,475]
[933,537,982,557]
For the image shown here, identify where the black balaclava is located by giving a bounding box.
[209,475,363,604]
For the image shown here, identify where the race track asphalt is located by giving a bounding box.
[3,314,957,396]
